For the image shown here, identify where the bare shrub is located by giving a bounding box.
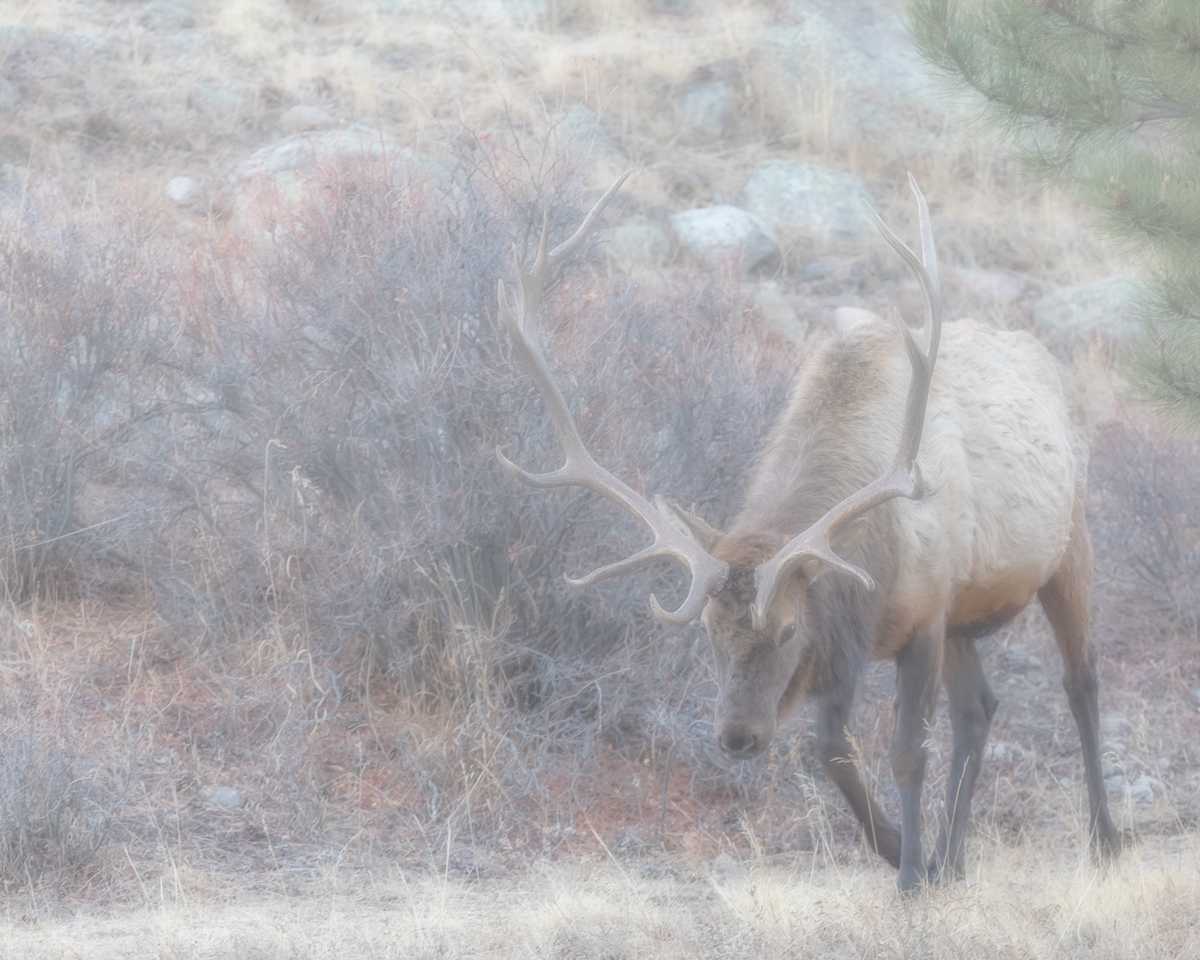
[0,717,127,890]
[1089,419,1200,637]
[1,131,808,855]
[0,192,172,603]
[161,139,792,726]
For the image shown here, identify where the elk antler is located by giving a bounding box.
[751,174,943,631]
[496,172,729,626]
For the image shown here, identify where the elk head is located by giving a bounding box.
[498,173,943,761]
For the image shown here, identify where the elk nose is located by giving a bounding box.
[719,731,758,760]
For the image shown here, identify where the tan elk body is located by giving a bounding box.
[498,174,1119,890]
[702,318,1085,734]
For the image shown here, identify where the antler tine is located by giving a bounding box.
[548,171,631,265]
[497,171,729,626]
[750,177,944,632]
[506,171,634,327]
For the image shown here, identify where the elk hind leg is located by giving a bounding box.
[1038,510,1120,863]
[892,629,942,892]
[814,688,901,870]
[928,634,998,881]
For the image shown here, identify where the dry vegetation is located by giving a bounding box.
[1,0,1198,956]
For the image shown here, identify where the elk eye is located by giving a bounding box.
[779,624,796,644]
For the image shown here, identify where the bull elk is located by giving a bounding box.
[496,172,1120,890]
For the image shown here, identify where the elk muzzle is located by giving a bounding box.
[715,704,776,761]
[718,726,766,760]
[711,644,791,762]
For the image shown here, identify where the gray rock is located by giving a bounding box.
[678,81,733,137]
[705,851,747,879]
[162,31,209,55]
[651,0,715,13]
[0,77,18,113]
[189,85,242,118]
[0,25,33,49]
[206,786,246,809]
[449,0,547,25]
[139,1,196,29]
[1098,714,1133,738]
[381,0,548,24]
[952,267,1029,305]
[671,205,778,271]
[166,175,200,206]
[548,105,621,166]
[1127,780,1155,804]
[803,260,830,281]
[280,105,336,133]
[742,281,802,341]
[1103,772,1160,806]
[766,0,951,144]
[743,160,875,242]
[1136,774,1166,795]
[603,224,670,271]
[71,34,119,58]
[1032,276,1145,353]
[983,741,1028,764]
[234,124,395,181]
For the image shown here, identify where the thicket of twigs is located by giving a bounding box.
[1,136,1197,890]
[0,140,805,885]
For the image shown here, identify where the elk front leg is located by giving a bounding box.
[928,634,998,881]
[892,630,941,892]
[814,688,901,869]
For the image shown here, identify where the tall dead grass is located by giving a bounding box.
[2,131,810,881]
[0,107,1195,909]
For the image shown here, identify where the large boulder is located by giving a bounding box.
[601,223,671,271]
[765,0,956,146]
[742,281,803,341]
[279,105,336,133]
[226,124,415,235]
[546,105,624,172]
[1032,275,1145,356]
[742,160,875,242]
[677,80,734,137]
[670,206,778,271]
[138,1,196,30]
[0,77,18,113]
[233,124,394,182]
[165,175,201,207]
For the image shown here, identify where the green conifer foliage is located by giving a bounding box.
[909,0,1200,429]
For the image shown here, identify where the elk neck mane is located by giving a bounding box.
[735,326,902,535]
[706,324,905,620]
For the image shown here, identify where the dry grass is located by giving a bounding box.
[1,0,1198,953]
[1,834,1198,958]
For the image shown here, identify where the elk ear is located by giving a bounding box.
[799,518,870,584]
[832,517,869,560]
[655,496,723,552]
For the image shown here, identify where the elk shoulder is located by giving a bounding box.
[740,317,1084,659]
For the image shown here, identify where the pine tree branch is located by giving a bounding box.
[1127,98,1194,122]
[1039,0,1140,49]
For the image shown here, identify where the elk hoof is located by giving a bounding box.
[1091,828,1124,866]
[925,856,963,885]
[897,866,929,897]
